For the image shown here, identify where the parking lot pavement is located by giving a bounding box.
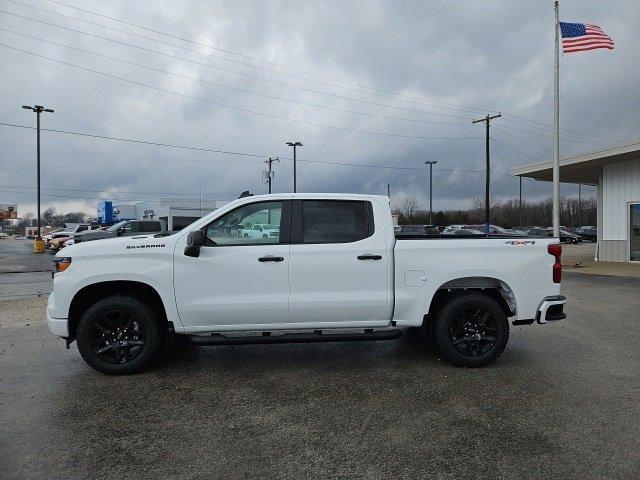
[0,238,53,273]
[1,272,639,480]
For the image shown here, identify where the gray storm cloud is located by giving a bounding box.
[1,0,638,215]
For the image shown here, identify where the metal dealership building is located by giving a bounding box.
[514,142,640,263]
[97,198,219,231]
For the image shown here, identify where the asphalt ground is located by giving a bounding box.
[1,240,639,479]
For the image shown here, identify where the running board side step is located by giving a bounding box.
[187,329,403,346]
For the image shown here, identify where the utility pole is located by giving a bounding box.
[286,142,302,193]
[425,161,438,225]
[519,176,523,226]
[472,113,501,235]
[387,182,390,198]
[263,157,279,194]
[22,104,54,252]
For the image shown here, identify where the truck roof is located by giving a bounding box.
[234,193,390,201]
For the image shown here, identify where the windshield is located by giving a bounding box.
[106,221,128,232]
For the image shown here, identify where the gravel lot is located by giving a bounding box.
[1,240,639,479]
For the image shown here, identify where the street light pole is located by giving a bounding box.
[286,141,302,193]
[22,104,54,251]
[425,161,438,225]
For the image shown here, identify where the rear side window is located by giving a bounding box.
[301,200,373,244]
[139,222,161,233]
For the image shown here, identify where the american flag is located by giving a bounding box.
[560,22,614,53]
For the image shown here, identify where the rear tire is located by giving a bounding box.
[433,293,509,367]
[76,295,163,375]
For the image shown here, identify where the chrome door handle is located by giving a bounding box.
[357,254,382,260]
[258,256,284,262]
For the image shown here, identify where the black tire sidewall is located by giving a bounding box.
[434,293,509,368]
[76,295,163,375]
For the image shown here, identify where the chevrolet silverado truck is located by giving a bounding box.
[47,194,566,375]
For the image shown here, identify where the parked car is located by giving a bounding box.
[46,225,101,248]
[241,223,280,239]
[465,225,526,237]
[575,227,597,242]
[442,228,484,236]
[0,232,7,239]
[48,235,72,252]
[74,220,167,243]
[545,228,582,244]
[522,227,551,237]
[395,225,439,237]
[45,230,73,248]
[43,228,68,242]
[48,193,566,375]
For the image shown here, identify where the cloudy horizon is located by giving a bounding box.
[1,0,638,218]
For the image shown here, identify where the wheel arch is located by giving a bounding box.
[424,276,517,330]
[68,280,169,340]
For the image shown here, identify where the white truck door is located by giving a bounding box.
[174,200,291,330]
[288,199,391,327]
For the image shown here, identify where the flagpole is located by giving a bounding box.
[553,0,560,237]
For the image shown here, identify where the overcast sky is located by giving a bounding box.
[1,0,638,217]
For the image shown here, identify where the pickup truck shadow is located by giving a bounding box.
[154,327,438,373]
[152,329,439,371]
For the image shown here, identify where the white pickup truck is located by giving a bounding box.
[47,193,566,375]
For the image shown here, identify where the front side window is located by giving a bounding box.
[123,222,140,233]
[302,200,372,244]
[206,201,283,245]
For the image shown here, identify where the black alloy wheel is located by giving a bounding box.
[448,307,498,357]
[89,309,146,364]
[76,295,163,375]
[432,292,509,367]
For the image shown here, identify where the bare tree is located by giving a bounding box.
[400,197,420,218]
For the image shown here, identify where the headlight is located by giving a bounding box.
[53,257,72,273]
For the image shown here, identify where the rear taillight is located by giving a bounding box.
[548,244,562,283]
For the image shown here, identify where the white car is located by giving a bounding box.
[0,232,7,239]
[241,223,279,239]
[47,193,566,375]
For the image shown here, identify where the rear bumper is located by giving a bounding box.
[535,295,566,324]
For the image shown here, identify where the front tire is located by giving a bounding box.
[433,293,509,367]
[76,295,163,375]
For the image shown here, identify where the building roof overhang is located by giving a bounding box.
[512,142,640,185]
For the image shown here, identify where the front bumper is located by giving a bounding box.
[46,292,69,337]
[535,295,566,324]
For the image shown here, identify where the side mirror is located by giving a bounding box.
[184,230,205,257]
[117,227,125,235]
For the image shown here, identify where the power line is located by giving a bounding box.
[502,113,631,144]
[9,0,628,144]
[0,184,237,198]
[8,0,493,114]
[0,121,515,176]
[491,125,553,155]
[0,121,269,157]
[0,9,482,122]
[0,6,481,115]
[0,42,485,142]
[0,19,615,147]
[0,28,474,129]
[495,123,615,147]
[490,136,540,162]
